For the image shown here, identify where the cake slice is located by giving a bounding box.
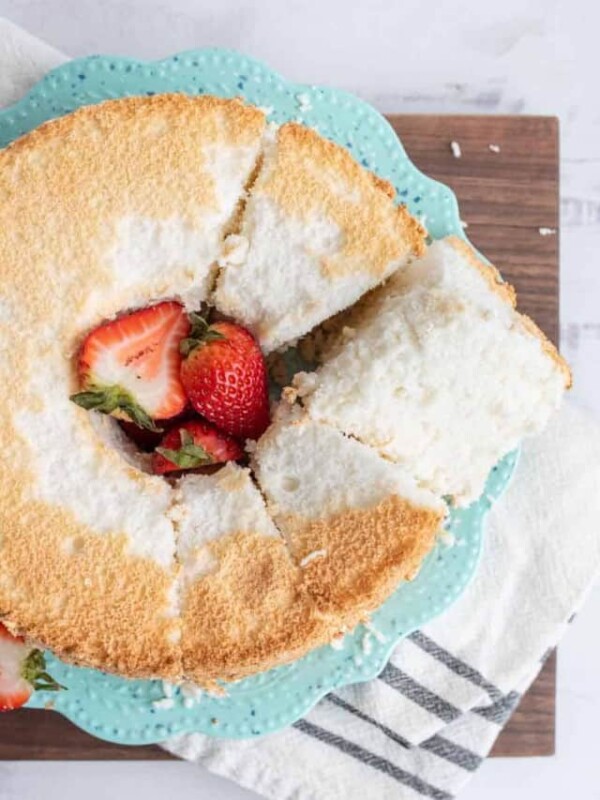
[213,123,426,353]
[176,464,335,685]
[253,411,446,627]
[297,236,571,505]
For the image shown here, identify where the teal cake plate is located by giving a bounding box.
[0,49,517,744]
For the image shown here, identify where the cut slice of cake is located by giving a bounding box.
[253,410,446,628]
[213,122,426,353]
[176,464,335,685]
[297,236,571,505]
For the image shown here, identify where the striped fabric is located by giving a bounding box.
[165,404,600,798]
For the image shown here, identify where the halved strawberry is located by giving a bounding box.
[71,301,190,431]
[0,623,64,712]
[180,315,271,441]
[152,419,244,474]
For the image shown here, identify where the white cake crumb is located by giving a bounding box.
[488,143,501,153]
[166,504,188,524]
[219,234,249,267]
[539,227,557,236]
[180,682,204,700]
[330,633,345,650]
[61,538,75,555]
[460,220,469,229]
[292,371,319,397]
[161,681,174,698]
[282,386,298,405]
[354,655,364,667]
[364,621,388,644]
[167,628,182,644]
[152,697,175,711]
[296,93,312,112]
[300,549,327,568]
[439,529,456,547]
[450,141,462,158]
[183,697,195,709]
[361,632,373,655]
[258,105,274,117]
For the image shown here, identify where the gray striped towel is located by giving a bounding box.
[1,20,598,798]
[163,402,600,798]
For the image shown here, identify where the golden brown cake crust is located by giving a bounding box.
[260,122,426,279]
[445,235,517,307]
[520,314,573,389]
[0,504,181,679]
[181,532,336,684]
[279,497,444,631]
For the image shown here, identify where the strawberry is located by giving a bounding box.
[0,623,64,712]
[152,419,243,474]
[118,420,164,452]
[71,301,190,431]
[180,315,271,440]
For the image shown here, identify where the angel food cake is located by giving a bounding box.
[0,94,569,691]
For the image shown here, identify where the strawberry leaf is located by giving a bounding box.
[21,649,66,692]
[156,434,215,469]
[70,386,161,432]
[188,312,210,336]
[119,401,161,433]
[180,313,225,357]
[179,338,200,357]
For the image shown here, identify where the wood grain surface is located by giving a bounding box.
[0,114,558,760]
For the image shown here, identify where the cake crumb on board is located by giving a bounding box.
[450,140,462,158]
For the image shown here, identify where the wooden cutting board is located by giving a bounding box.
[0,114,558,760]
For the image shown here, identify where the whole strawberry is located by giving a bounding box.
[0,623,64,712]
[180,315,270,441]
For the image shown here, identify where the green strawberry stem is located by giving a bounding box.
[22,649,66,692]
[180,313,225,357]
[70,385,161,432]
[156,429,215,469]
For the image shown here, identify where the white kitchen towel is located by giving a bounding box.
[1,17,599,800]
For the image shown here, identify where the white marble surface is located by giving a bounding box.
[0,2,599,798]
